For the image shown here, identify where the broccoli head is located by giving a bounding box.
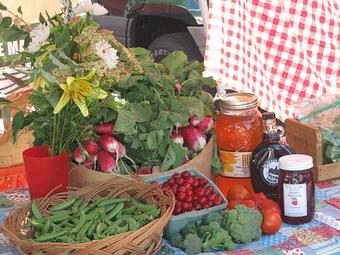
[168,234,183,249]
[200,222,235,252]
[223,204,262,244]
[180,222,198,236]
[203,212,224,226]
[183,233,203,255]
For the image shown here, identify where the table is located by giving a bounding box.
[1,181,339,255]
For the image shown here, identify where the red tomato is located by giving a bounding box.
[198,177,208,187]
[239,199,258,209]
[213,195,223,206]
[186,189,194,197]
[186,176,195,186]
[173,173,181,179]
[175,178,184,185]
[194,187,206,198]
[181,171,191,178]
[258,199,281,214]
[176,192,186,201]
[182,202,190,211]
[227,199,242,209]
[227,184,250,202]
[261,210,282,234]
[247,192,267,202]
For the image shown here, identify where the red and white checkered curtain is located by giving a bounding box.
[204,0,339,120]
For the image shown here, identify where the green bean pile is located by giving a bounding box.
[28,197,161,243]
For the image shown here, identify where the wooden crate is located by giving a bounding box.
[285,118,340,182]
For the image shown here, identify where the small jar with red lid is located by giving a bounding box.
[278,154,315,224]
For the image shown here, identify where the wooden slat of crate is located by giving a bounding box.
[285,118,340,182]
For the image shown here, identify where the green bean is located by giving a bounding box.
[50,198,77,212]
[46,213,71,223]
[71,211,86,234]
[104,203,117,214]
[132,199,157,213]
[120,206,136,215]
[78,220,94,237]
[31,202,43,219]
[57,236,75,243]
[71,198,83,213]
[51,210,72,216]
[115,219,129,234]
[87,221,97,237]
[93,234,106,240]
[107,202,124,220]
[125,218,138,231]
[35,230,67,242]
[96,222,107,235]
[97,198,127,207]
[42,219,51,234]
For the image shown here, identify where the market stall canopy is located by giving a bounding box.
[204,0,339,120]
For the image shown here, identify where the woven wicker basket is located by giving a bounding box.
[1,177,175,255]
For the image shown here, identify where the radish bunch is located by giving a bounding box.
[172,115,214,152]
[73,122,135,174]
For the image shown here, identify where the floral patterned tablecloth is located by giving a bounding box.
[1,181,339,255]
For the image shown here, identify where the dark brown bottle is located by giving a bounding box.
[250,112,295,201]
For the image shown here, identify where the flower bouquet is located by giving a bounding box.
[0,0,221,184]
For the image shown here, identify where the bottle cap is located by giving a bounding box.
[262,112,276,120]
[219,93,258,110]
[279,154,313,171]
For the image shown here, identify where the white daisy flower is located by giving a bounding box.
[74,0,108,16]
[27,24,51,53]
[94,41,118,69]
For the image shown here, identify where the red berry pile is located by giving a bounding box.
[160,171,224,215]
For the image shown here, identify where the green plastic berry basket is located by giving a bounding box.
[144,168,228,238]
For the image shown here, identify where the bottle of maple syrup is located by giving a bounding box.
[250,112,295,201]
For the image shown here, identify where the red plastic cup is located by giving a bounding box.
[22,146,69,199]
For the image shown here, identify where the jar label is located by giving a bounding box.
[219,150,251,177]
[283,183,307,217]
[261,159,280,186]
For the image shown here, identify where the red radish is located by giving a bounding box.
[188,115,200,126]
[171,130,184,146]
[116,142,126,158]
[175,82,181,94]
[180,126,207,151]
[197,116,214,133]
[82,140,99,157]
[73,147,85,163]
[98,135,119,153]
[84,159,94,170]
[98,151,116,172]
[137,166,152,175]
[95,122,114,135]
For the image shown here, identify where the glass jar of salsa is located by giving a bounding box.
[215,93,263,196]
[278,154,315,224]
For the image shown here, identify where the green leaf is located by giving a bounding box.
[114,109,137,135]
[211,132,222,173]
[130,102,153,122]
[0,17,12,28]
[202,76,217,88]
[183,61,201,74]
[17,6,22,14]
[175,97,205,119]
[12,111,25,143]
[1,106,10,122]
[0,2,7,10]
[161,51,188,78]
[147,130,163,150]
[6,26,26,41]
[161,144,176,170]
[171,142,188,168]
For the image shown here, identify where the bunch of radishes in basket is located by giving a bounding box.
[73,122,136,174]
[73,115,214,174]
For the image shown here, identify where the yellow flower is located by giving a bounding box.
[53,69,107,116]
[33,75,47,91]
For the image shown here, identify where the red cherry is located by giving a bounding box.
[181,171,191,178]
[175,178,184,185]
[176,192,186,201]
[174,207,182,215]
[185,196,193,203]
[198,177,208,187]
[182,202,190,211]
[213,195,223,206]
[173,173,181,179]
[186,189,194,197]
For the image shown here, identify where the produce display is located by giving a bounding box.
[27,197,160,243]
[168,205,263,254]
[157,171,224,215]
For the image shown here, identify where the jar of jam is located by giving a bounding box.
[278,154,315,224]
[215,93,263,196]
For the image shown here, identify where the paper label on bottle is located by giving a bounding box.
[283,183,307,217]
[219,150,251,177]
[261,159,280,186]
